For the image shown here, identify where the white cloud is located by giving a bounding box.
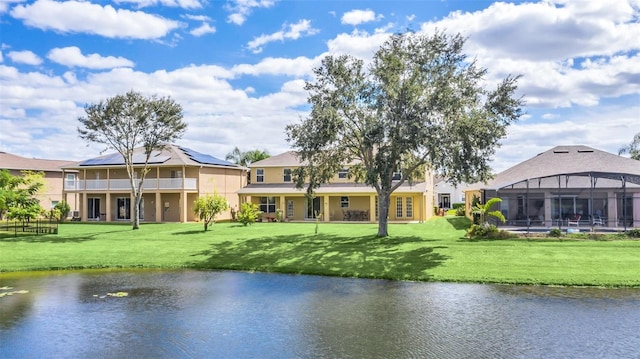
[232,56,317,77]
[10,0,181,39]
[247,19,319,54]
[114,0,203,9]
[325,30,390,60]
[184,14,211,21]
[414,0,640,109]
[341,9,382,26]
[7,50,42,65]
[190,22,216,36]
[225,0,276,26]
[47,46,134,69]
[0,0,25,13]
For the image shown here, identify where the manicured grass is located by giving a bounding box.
[1,217,639,287]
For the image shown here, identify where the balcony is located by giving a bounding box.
[64,178,198,191]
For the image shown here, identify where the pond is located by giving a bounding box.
[1,270,639,358]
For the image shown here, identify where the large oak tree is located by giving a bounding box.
[286,32,524,237]
[78,90,186,230]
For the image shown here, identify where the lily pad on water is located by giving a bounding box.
[93,291,129,298]
[0,289,29,298]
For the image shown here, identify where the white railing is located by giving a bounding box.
[64,177,198,191]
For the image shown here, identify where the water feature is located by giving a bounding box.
[1,270,639,358]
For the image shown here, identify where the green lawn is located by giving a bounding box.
[1,217,639,287]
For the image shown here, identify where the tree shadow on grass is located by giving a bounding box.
[188,233,449,281]
[0,229,133,243]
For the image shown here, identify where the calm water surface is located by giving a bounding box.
[1,270,639,358]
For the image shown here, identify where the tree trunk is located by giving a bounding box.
[377,191,391,237]
[132,195,141,230]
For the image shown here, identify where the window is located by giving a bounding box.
[338,169,349,179]
[117,197,144,220]
[396,197,403,218]
[256,169,264,183]
[392,171,402,180]
[283,168,292,182]
[51,201,59,209]
[340,196,349,208]
[170,170,182,178]
[406,197,413,218]
[287,200,294,218]
[260,196,276,213]
[65,174,76,189]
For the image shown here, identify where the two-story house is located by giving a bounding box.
[61,144,246,222]
[1,151,78,214]
[237,151,435,222]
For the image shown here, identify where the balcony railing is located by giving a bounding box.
[64,178,198,191]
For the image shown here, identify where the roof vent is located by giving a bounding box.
[577,150,594,153]
[553,150,569,154]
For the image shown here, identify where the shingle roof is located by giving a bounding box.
[0,152,76,172]
[62,144,245,170]
[471,145,640,190]
[250,151,301,167]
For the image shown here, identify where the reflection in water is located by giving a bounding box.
[1,270,639,358]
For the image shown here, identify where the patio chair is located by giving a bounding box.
[567,214,581,226]
[592,215,604,226]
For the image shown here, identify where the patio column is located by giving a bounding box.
[323,196,330,222]
[155,192,162,222]
[279,196,286,216]
[105,194,111,222]
[544,191,552,227]
[369,195,376,223]
[607,191,617,227]
[180,191,188,223]
[79,192,85,221]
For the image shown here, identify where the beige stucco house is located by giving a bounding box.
[61,144,246,223]
[237,151,435,223]
[1,151,78,214]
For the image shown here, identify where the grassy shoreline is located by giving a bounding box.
[1,217,639,287]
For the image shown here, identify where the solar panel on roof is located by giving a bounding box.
[179,147,236,167]
[79,151,170,166]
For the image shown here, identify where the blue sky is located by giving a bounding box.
[1,0,639,173]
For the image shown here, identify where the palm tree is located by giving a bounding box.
[225,147,270,167]
[619,133,640,160]
[471,197,506,225]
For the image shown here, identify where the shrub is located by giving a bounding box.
[54,200,71,222]
[548,228,562,237]
[455,206,466,216]
[237,202,261,226]
[467,223,499,239]
[275,209,284,222]
[452,203,465,210]
[627,228,640,238]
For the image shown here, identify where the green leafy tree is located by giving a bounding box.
[225,147,270,167]
[54,200,71,222]
[471,197,505,225]
[78,90,187,230]
[618,133,640,160]
[194,193,229,231]
[237,202,261,226]
[0,169,44,220]
[286,31,524,237]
